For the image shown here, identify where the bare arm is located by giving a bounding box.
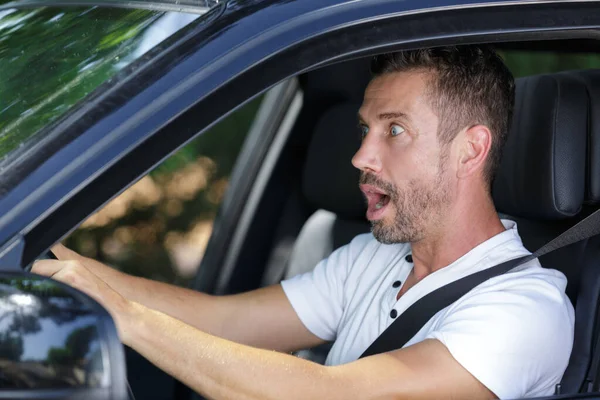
[33,252,496,400]
[40,245,324,353]
[124,307,496,400]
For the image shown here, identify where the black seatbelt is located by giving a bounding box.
[360,208,600,359]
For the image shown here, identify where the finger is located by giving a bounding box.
[50,243,83,261]
[31,259,69,277]
[51,243,114,273]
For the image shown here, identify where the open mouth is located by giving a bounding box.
[360,184,391,220]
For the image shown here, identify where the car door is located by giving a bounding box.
[60,77,301,399]
[2,1,600,399]
[4,0,600,286]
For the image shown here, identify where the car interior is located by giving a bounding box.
[204,41,600,396]
[65,38,600,399]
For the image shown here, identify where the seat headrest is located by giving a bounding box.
[567,70,600,204]
[493,73,588,220]
[305,72,592,222]
[302,103,366,220]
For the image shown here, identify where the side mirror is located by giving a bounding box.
[0,272,127,399]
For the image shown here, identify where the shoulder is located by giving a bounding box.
[428,264,574,398]
[477,261,572,309]
[454,260,574,331]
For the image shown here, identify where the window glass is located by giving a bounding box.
[498,49,600,77]
[62,48,600,287]
[0,5,205,166]
[65,98,263,286]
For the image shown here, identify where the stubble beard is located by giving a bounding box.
[361,161,452,245]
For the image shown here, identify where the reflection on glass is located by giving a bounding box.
[0,276,106,389]
[0,5,201,166]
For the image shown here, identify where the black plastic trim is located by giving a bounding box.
[194,80,301,295]
[16,2,600,270]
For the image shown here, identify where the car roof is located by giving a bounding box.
[0,0,599,269]
[0,0,214,12]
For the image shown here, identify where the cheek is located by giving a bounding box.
[382,151,413,185]
[383,143,439,185]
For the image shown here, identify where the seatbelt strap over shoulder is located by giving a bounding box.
[359,208,600,359]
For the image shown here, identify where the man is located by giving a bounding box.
[33,45,574,399]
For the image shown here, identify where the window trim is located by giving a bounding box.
[194,78,303,295]
[0,0,598,269]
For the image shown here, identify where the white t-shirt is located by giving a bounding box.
[281,220,575,399]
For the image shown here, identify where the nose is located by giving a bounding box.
[352,134,382,173]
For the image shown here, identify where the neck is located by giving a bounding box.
[409,191,505,281]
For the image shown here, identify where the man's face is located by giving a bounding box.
[353,70,455,244]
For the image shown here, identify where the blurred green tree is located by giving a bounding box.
[47,325,97,365]
[0,6,168,157]
[0,333,23,362]
[5,3,600,289]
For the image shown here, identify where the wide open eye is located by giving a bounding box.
[391,124,405,137]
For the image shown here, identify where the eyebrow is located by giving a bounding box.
[378,112,408,120]
[357,111,409,123]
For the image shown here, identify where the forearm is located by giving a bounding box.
[40,245,323,353]
[105,272,226,336]
[33,257,498,400]
[66,255,182,308]
[121,302,397,400]
[81,261,311,352]
[102,271,315,352]
[49,245,228,337]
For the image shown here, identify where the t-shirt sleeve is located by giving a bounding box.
[425,284,574,400]
[280,235,369,342]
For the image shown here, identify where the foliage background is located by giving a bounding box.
[66,99,261,286]
[1,3,600,287]
[0,4,261,286]
[69,48,600,287]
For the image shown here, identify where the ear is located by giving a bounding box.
[456,124,492,180]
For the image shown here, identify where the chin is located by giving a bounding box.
[371,221,401,244]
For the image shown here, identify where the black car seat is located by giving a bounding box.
[492,72,592,393]
[283,66,600,393]
[285,102,369,281]
[276,58,372,282]
[558,69,600,393]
